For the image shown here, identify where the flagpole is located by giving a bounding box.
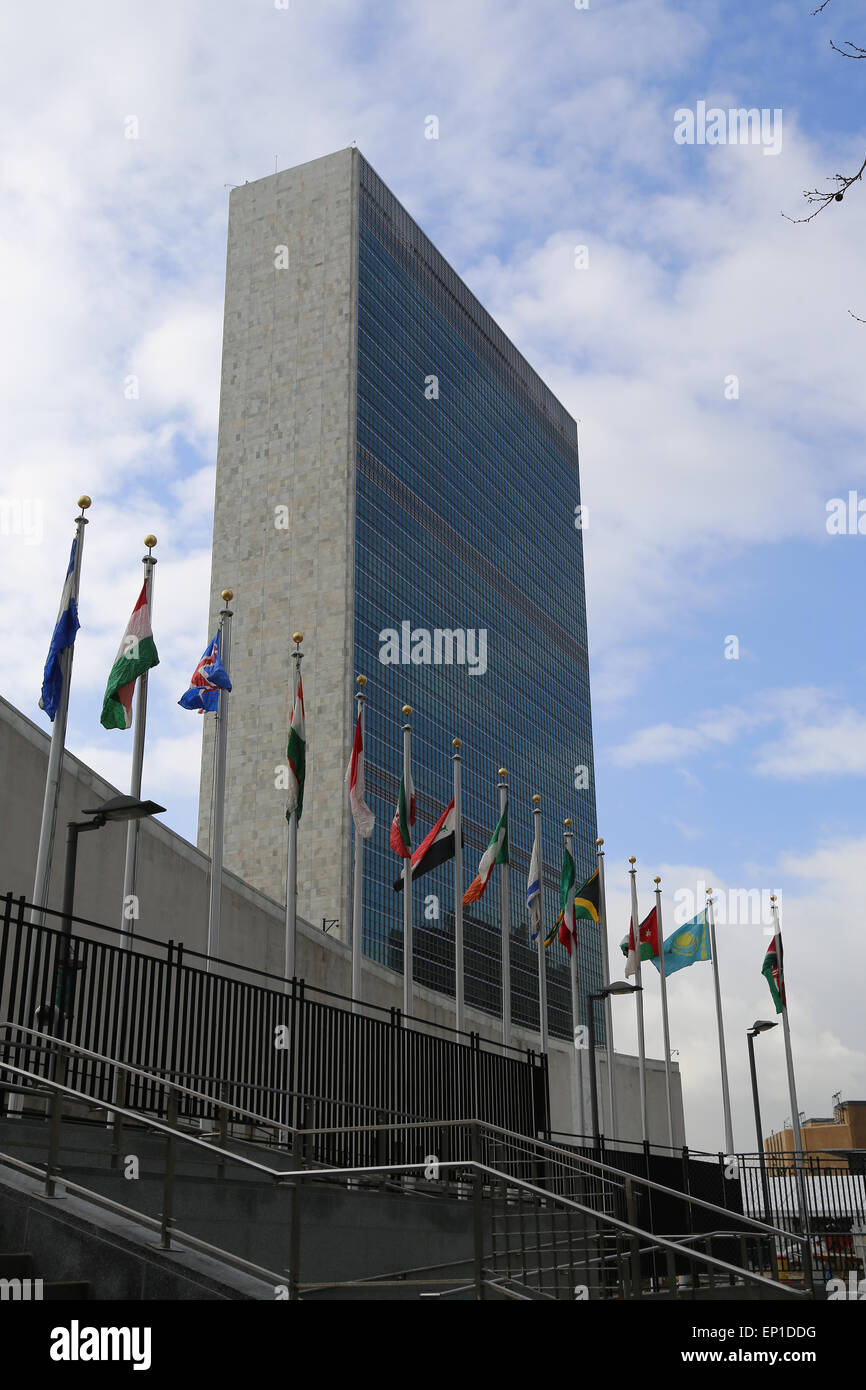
[596,837,617,1142]
[653,875,675,1148]
[30,496,91,930]
[284,633,303,985]
[628,856,649,1144]
[350,675,367,1014]
[499,768,511,1050]
[402,705,413,1019]
[565,819,585,1136]
[453,738,465,1036]
[706,887,734,1155]
[770,892,813,1292]
[532,794,548,1055]
[119,536,157,952]
[205,590,234,968]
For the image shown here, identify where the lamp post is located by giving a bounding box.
[747,1020,778,1224]
[51,796,165,1038]
[588,980,641,1157]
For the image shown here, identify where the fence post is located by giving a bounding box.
[287,1180,301,1301]
[44,1081,64,1198]
[471,1122,485,1300]
[624,1177,642,1298]
[216,1079,229,1180]
[110,1068,130,1170]
[159,1088,178,1250]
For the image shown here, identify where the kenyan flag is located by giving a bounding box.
[762,935,786,1014]
[100,581,159,730]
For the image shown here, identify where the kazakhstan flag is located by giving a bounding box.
[652,909,711,976]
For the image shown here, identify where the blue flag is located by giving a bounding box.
[178,632,232,712]
[40,539,80,721]
[652,909,711,976]
[527,839,541,940]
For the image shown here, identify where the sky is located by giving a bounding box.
[2,0,864,1152]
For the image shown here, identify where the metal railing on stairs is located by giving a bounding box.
[0,1027,813,1301]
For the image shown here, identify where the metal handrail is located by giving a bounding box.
[292,1111,808,1249]
[1,1023,807,1253]
[0,1061,806,1301]
[1,1022,293,1140]
[1,1021,454,1129]
[0,1056,808,1300]
[0,1147,288,1291]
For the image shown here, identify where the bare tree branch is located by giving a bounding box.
[830,39,866,57]
[782,152,866,221]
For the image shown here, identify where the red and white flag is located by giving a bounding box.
[345,709,375,839]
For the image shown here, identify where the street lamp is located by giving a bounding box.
[51,795,165,1031]
[747,1020,778,1222]
[588,981,641,1155]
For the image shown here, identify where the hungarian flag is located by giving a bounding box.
[100,580,159,730]
[558,846,577,952]
[389,770,415,858]
[345,711,375,839]
[394,798,457,891]
[621,907,660,978]
[285,676,306,822]
[762,934,786,1014]
[463,802,508,906]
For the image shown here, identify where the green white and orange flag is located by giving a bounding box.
[285,676,306,822]
[389,770,415,859]
[100,580,159,730]
[463,802,508,905]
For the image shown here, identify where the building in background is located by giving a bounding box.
[766,1099,866,1172]
[198,148,600,1039]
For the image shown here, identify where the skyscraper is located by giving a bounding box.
[199,148,602,1038]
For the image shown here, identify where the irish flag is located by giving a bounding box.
[285,677,306,821]
[621,907,660,978]
[463,803,508,906]
[345,709,375,839]
[389,770,415,858]
[100,581,159,730]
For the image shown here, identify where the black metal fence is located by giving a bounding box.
[552,1131,866,1284]
[0,893,549,1156]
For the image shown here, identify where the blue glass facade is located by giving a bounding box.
[353,157,602,1042]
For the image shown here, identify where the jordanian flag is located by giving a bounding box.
[394,798,457,891]
[762,934,786,1014]
[285,676,306,821]
[463,802,508,906]
[389,770,415,858]
[345,710,375,839]
[621,906,659,978]
[100,580,159,730]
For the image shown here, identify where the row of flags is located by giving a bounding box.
[622,901,786,1013]
[40,543,232,730]
[37,516,798,1152]
[45,537,784,1016]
